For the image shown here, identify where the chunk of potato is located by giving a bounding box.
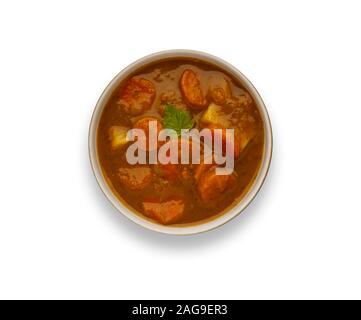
[237,127,255,154]
[235,114,257,154]
[208,125,240,159]
[200,103,230,128]
[201,103,256,156]
[108,126,129,150]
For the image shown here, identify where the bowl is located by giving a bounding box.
[89,49,272,235]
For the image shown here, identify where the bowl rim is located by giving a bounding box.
[88,49,273,235]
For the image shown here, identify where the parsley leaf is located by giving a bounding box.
[163,104,194,136]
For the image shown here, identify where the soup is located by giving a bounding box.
[97,58,264,225]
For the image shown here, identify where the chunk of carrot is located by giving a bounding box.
[118,166,152,191]
[197,167,237,202]
[180,69,207,109]
[142,199,185,224]
[118,77,156,115]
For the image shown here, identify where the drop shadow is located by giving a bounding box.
[84,130,278,252]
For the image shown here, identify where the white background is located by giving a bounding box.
[0,0,360,300]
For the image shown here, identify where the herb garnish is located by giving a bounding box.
[162,104,194,136]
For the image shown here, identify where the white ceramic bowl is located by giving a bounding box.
[89,50,272,235]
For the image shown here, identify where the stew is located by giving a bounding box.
[97,58,264,225]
